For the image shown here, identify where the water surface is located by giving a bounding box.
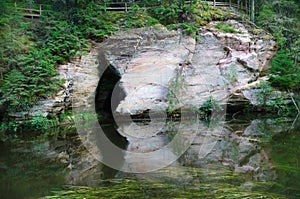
[0,115,299,198]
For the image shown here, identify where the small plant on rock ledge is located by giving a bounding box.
[256,81,274,110]
[227,64,238,84]
[167,69,187,114]
[215,22,242,34]
[199,96,223,120]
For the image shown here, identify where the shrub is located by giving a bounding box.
[269,50,300,90]
[199,96,223,120]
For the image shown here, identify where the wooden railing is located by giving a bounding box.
[14,2,42,17]
[205,1,246,11]
[12,0,245,17]
[104,2,133,12]
[102,1,247,12]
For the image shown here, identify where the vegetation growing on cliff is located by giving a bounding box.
[0,0,221,117]
[0,1,127,114]
[0,2,300,199]
[0,0,299,120]
[255,0,300,91]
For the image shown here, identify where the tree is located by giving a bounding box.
[269,50,300,90]
[255,1,300,91]
[251,0,254,21]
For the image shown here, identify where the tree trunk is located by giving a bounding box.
[251,0,255,22]
[245,0,250,16]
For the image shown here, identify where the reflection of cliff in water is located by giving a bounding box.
[61,114,299,197]
[95,65,128,177]
[65,63,298,188]
[66,65,129,186]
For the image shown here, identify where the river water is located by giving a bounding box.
[0,114,299,199]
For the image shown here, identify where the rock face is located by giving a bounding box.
[9,20,282,120]
[102,20,279,116]
[102,27,196,115]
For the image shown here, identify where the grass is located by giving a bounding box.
[215,22,242,34]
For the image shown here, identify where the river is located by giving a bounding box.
[0,114,299,199]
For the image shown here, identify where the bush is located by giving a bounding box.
[2,49,62,112]
[166,23,197,35]
[68,3,117,41]
[0,2,115,113]
[45,21,85,63]
[199,96,223,120]
[269,50,300,90]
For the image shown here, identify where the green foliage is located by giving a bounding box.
[150,2,238,39]
[199,96,223,120]
[0,1,119,113]
[166,23,197,35]
[115,4,159,29]
[0,8,33,72]
[68,2,117,41]
[167,71,186,114]
[0,8,63,111]
[255,1,300,91]
[256,81,273,107]
[0,116,58,132]
[151,4,182,25]
[43,21,87,63]
[256,81,295,115]
[29,115,59,130]
[148,0,197,25]
[0,1,7,17]
[227,64,239,83]
[193,2,238,26]
[1,48,62,111]
[269,50,300,90]
[215,22,241,33]
[259,9,287,43]
[256,2,299,49]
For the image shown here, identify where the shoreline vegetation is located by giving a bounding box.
[0,0,299,134]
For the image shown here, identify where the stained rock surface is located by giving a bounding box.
[102,20,279,116]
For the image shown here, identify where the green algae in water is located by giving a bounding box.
[43,167,288,199]
[43,179,287,199]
